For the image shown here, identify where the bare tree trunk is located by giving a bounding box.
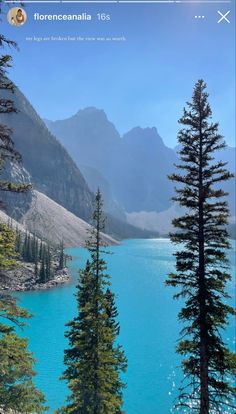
[199,127,209,414]
[200,337,209,413]
[199,237,209,414]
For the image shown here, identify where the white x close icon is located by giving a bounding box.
[217,10,230,24]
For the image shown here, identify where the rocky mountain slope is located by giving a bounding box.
[0,160,32,220]
[79,164,126,222]
[0,209,28,235]
[1,86,155,240]
[0,86,93,222]
[19,190,118,247]
[0,190,117,247]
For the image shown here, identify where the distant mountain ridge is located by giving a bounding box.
[45,107,120,179]
[115,126,176,212]
[45,108,176,214]
[0,86,159,241]
[46,107,235,215]
[1,86,233,240]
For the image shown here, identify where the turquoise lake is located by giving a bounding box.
[16,239,236,414]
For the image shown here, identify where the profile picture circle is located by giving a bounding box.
[7,7,27,27]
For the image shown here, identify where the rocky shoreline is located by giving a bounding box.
[0,261,71,292]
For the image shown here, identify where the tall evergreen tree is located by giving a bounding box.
[167,80,235,413]
[58,190,127,414]
[34,235,39,277]
[33,233,39,262]
[34,257,39,278]
[59,239,65,270]
[0,34,31,198]
[27,233,33,262]
[39,246,46,284]
[39,239,44,263]
[45,245,52,281]
[15,226,22,255]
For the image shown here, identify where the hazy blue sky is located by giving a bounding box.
[2,1,235,147]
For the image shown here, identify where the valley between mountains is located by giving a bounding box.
[0,85,235,291]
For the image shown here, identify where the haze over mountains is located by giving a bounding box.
[0,85,158,243]
[45,108,176,214]
[1,84,234,242]
[45,108,235,234]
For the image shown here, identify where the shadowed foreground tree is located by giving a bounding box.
[0,10,31,199]
[167,80,235,413]
[0,17,45,413]
[0,211,46,413]
[58,190,127,414]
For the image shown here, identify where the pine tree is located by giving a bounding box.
[34,235,39,278]
[23,232,28,261]
[0,18,45,412]
[34,259,39,278]
[105,288,120,336]
[15,226,23,255]
[58,190,127,414]
[0,294,46,413]
[33,233,39,263]
[167,80,236,413]
[0,36,31,198]
[45,245,52,281]
[0,223,17,269]
[28,233,33,262]
[39,246,46,284]
[59,239,65,270]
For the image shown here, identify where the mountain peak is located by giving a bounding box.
[74,107,108,121]
[123,126,164,147]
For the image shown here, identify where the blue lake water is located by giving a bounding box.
[15,239,235,414]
